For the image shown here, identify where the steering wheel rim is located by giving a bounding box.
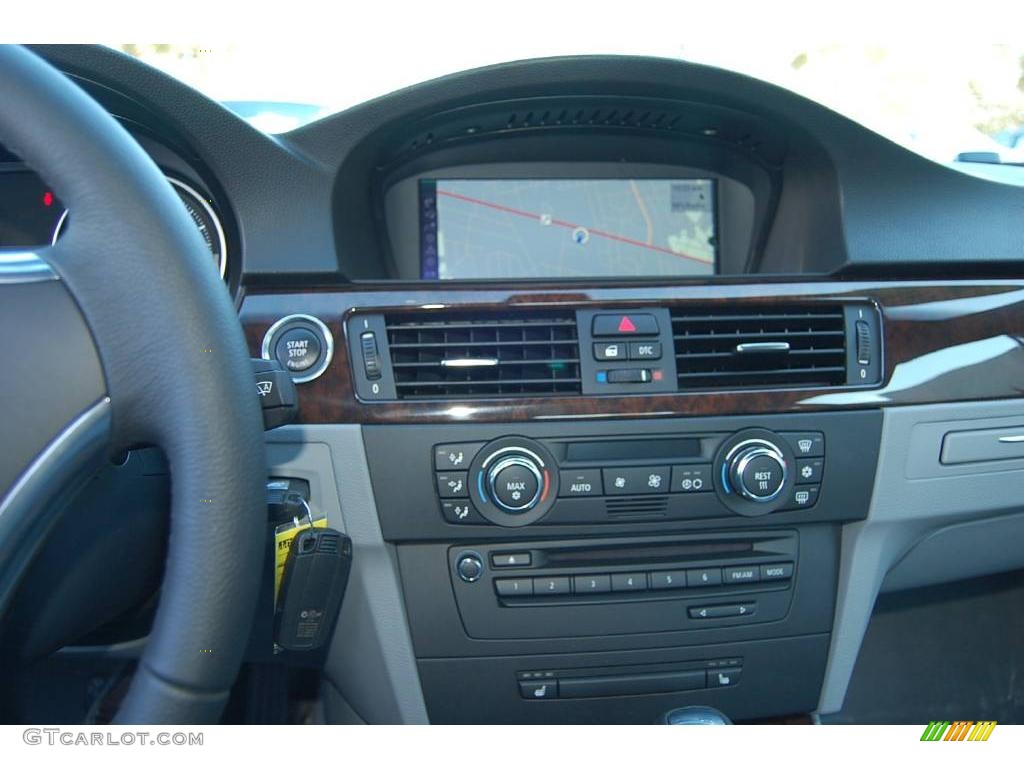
[0,46,266,723]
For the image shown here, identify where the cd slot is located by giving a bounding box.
[543,539,753,569]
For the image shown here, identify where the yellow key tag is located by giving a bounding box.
[274,516,327,604]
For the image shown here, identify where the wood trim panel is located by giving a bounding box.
[241,280,1024,424]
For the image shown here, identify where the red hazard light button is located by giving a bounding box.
[592,313,659,336]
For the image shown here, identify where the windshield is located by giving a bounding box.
[113,39,1024,169]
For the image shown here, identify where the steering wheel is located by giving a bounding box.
[0,47,266,722]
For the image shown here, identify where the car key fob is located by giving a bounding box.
[274,527,352,652]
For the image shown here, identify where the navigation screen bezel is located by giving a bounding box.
[417,177,720,280]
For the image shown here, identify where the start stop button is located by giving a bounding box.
[274,327,321,373]
[261,314,333,384]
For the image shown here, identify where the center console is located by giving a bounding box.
[364,410,881,723]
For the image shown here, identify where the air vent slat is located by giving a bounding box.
[672,305,848,390]
[385,311,581,400]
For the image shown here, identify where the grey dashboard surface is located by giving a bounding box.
[26,45,1024,282]
[820,398,1024,714]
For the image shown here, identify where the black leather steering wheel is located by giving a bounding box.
[0,46,266,723]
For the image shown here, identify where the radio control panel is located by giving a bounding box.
[445,530,802,640]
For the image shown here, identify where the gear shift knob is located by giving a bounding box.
[659,705,733,725]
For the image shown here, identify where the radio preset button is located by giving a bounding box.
[534,576,571,595]
[650,570,686,590]
[573,574,612,594]
[495,578,534,597]
[611,573,647,592]
[686,567,722,587]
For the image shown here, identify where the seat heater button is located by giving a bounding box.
[519,680,558,699]
[707,667,742,687]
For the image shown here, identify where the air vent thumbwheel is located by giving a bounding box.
[467,437,560,527]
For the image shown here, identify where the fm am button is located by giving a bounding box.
[559,469,602,497]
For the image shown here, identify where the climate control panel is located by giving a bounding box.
[431,428,827,528]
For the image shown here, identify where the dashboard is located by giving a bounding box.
[9,45,1024,726]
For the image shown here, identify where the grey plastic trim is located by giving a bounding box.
[265,425,429,724]
[818,398,1024,715]
[0,250,56,283]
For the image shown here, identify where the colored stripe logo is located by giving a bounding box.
[920,721,996,741]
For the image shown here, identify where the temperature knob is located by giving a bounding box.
[727,441,787,502]
[469,437,558,527]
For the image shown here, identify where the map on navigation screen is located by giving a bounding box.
[419,179,717,279]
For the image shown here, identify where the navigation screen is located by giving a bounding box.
[419,178,717,279]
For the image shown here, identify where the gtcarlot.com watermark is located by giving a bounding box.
[23,728,203,746]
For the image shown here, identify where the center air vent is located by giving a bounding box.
[671,306,848,389]
[385,312,581,399]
